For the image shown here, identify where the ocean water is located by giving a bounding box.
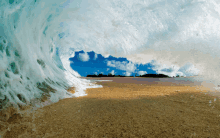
[88,77,205,86]
[1,0,220,108]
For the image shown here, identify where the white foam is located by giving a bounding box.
[1,0,220,107]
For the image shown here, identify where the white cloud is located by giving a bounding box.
[124,72,131,76]
[70,51,75,58]
[110,70,115,75]
[78,52,90,62]
[126,53,154,64]
[150,61,199,77]
[107,61,116,67]
[178,63,200,76]
[138,71,147,76]
[94,53,98,60]
[151,60,183,77]
[107,60,136,72]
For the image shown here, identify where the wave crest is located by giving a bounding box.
[1,0,220,108]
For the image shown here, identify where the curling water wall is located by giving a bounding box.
[1,0,220,108]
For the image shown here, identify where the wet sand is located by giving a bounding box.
[1,77,220,137]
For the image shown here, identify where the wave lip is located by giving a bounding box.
[0,0,94,109]
[1,0,220,109]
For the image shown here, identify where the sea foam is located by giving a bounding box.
[1,0,220,108]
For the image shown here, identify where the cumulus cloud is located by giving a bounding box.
[178,62,200,76]
[110,70,115,75]
[151,60,199,77]
[124,72,131,76]
[107,60,136,72]
[78,52,90,62]
[94,53,98,60]
[138,71,147,76]
[151,60,184,77]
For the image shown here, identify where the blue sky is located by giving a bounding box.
[69,51,156,77]
[69,51,200,77]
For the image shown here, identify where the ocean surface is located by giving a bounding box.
[1,0,220,108]
[85,77,203,86]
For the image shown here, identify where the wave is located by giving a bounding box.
[1,0,220,108]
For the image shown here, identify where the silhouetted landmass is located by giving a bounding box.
[86,73,170,78]
[140,74,170,78]
[87,74,126,77]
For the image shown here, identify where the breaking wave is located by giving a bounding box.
[1,0,220,108]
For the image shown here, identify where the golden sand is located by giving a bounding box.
[1,78,220,137]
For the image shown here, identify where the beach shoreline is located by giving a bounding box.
[1,77,220,137]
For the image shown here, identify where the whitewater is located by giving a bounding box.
[1,0,220,109]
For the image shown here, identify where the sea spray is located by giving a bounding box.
[1,0,220,109]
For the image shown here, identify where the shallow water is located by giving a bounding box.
[86,77,203,86]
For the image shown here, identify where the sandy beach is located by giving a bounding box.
[1,77,220,137]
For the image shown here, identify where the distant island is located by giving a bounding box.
[86,73,173,78]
